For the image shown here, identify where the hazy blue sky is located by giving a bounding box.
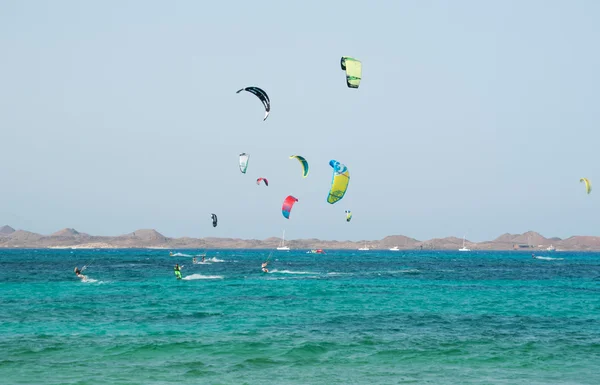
[1,1,599,241]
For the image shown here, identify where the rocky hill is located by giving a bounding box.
[51,228,84,237]
[0,225,15,235]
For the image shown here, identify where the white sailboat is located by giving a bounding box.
[358,242,370,251]
[389,246,400,251]
[546,244,556,252]
[276,230,290,251]
[458,236,471,252]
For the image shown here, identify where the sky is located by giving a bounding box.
[0,0,599,242]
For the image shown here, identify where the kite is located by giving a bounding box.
[580,178,592,194]
[239,153,249,174]
[340,57,362,88]
[281,195,298,219]
[289,155,309,178]
[327,160,350,204]
[236,86,270,121]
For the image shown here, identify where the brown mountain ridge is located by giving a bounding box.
[0,226,599,250]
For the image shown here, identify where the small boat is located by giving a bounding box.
[306,249,325,254]
[358,242,370,251]
[458,236,471,252]
[546,244,556,252]
[389,246,400,251]
[276,230,290,251]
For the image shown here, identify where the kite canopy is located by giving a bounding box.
[289,155,309,178]
[211,213,218,227]
[580,178,592,194]
[281,195,298,219]
[236,86,270,120]
[327,160,350,204]
[239,153,249,174]
[340,57,362,88]
[257,177,269,186]
[345,210,352,222]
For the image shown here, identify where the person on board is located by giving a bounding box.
[174,264,183,279]
[201,255,206,263]
[261,262,269,273]
[74,267,87,280]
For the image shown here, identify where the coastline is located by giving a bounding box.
[1,226,598,251]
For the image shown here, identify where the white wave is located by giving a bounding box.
[327,272,352,276]
[534,256,564,261]
[389,269,420,274]
[270,269,318,275]
[171,252,191,257]
[182,274,223,280]
[206,257,225,262]
[82,277,98,283]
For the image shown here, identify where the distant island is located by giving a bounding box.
[1,225,599,251]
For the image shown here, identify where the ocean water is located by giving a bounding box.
[1,249,599,385]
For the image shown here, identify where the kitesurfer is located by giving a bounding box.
[192,257,197,264]
[74,267,87,280]
[261,262,269,273]
[174,264,182,279]
[201,255,206,263]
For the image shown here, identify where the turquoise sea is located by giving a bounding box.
[1,249,599,384]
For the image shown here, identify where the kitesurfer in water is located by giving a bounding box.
[261,262,269,273]
[201,255,206,263]
[74,267,87,280]
[174,264,182,279]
